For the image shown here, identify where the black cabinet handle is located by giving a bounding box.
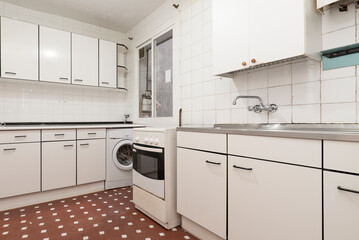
[80,143,89,146]
[14,135,27,138]
[233,165,253,171]
[205,160,221,165]
[64,144,73,147]
[3,148,16,151]
[54,134,65,136]
[5,72,16,75]
[59,77,68,81]
[337,186,359,195]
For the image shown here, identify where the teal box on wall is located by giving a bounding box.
[322,43,359,70]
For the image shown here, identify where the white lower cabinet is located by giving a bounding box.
[177,147,226,239]
[228,156,322,240]
[77,139,106,185]
[324,171,359,240]
[0,143,40,198]
[42,141,76,191]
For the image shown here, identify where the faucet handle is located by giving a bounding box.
[248,106,254,111]
[268,104,278,113]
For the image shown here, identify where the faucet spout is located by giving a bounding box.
[232,95,264,105]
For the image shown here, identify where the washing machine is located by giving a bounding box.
[105,128,133,190]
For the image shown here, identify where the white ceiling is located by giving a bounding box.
[2,0,167,32]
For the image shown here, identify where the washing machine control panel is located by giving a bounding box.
[133,131,165,147]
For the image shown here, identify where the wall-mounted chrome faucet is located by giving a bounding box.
[233,95,278,113]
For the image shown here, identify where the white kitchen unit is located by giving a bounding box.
[72,33,99,86]
[42,130,77,191]
[323,141,359,240]
[40,26,71,84]
[99,40,117,88]
[77,139,106,185]
[177,132,227,240]
[228,156,322,240]
[1,17,38,81]
[212,0,322,76]
[0,131,41,199]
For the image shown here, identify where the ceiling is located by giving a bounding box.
[2,0,167,32]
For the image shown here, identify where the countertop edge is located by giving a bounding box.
[0,124,146,131]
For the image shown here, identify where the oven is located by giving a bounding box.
[132,143,165,199]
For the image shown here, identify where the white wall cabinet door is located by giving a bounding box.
[177,148,226,239]
[228,156,322,240]
[77,139,106,185]
[248,0,305,66]
[72,33,98,86]
[1,17,38,81]
[99,40,117,88]
[0,143,40,198]
[212,0,249,76]
[40,26,71,84]
[42,141,76,191]
[324,171,359,240]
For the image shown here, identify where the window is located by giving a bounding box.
[138,30,173,118]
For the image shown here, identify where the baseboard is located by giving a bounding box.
[181,216,225,240]
[0,181,105,211]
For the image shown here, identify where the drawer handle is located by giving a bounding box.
[15,135,27,138]
[3,148,16,151]
[59,77,68,81]
[102,82,109,84]
[337,186,359,195]
[233,165,253,171]
[5,72,16,75]
[88,133,97,135]
[205,160,221,165]
[80,143,89,146]
[64,144,73,147]
[74,79,83,82]
[54,134,65,136]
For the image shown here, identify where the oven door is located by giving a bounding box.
[132,143,165,199]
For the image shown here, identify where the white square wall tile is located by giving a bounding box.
[215,78,231,94]
[268,64,291,87]
[269,105,291,123]
[248,69,268,90]
[292,82,320,105]
[232,72,248,92]
[268,85,291,106]
[292,60,320,84]
[292,104,321,123]
[322,4,355,34]
[216,109,230,124]
[247,111,268,124]
[203,80,215,96]
[248,88,268,105]
[321,77,356,104]
[321,66,355,80]
[203,95,216,110]
[230,108,248,124]
[322,102,356,123]
[322,26,356,51]
[215,93,231,110]
[203,110,215,125]
[191,110,203,125]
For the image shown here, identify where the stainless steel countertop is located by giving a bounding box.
[177,124,359,142]
[0,123,146,131]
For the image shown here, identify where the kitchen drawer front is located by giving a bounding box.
[177,147,226,239]
[0,130,40,144]
[228,134,321,168]
[0,143,41,198]
[324,171,359,240]
[177,131,226,153]
[77,128,106,140]
[324,140,359,174]
[42,129,76,141]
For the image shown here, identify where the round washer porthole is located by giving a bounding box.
[112,139,133,171]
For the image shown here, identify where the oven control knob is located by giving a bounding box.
[148,138,154,144]
[144,137,148,143]
[135,137,140,142]
[154,139,159,145]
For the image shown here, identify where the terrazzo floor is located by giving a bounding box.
[0,186,197,240]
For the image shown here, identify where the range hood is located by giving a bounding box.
[318,0,359,11]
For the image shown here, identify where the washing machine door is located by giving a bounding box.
[112,139,133,171]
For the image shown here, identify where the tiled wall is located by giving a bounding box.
[127,0,359,126]
[0,1,130,123]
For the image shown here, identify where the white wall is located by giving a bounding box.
[0,1,130,123]
[127,0,359,126]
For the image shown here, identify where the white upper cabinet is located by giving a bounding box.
[212,0,249,75]
[317,0,337,9]
[40,26,71,84]
[99,40,117,88]
[72,33,99,86]
[1,17,38,81]
[212,0,322,76]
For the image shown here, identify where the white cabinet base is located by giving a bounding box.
[0,181,104,212]
[181,216,225,240]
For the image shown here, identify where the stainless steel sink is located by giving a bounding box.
[213,124,359,133]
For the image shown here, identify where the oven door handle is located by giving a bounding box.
[133,144,163,153]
